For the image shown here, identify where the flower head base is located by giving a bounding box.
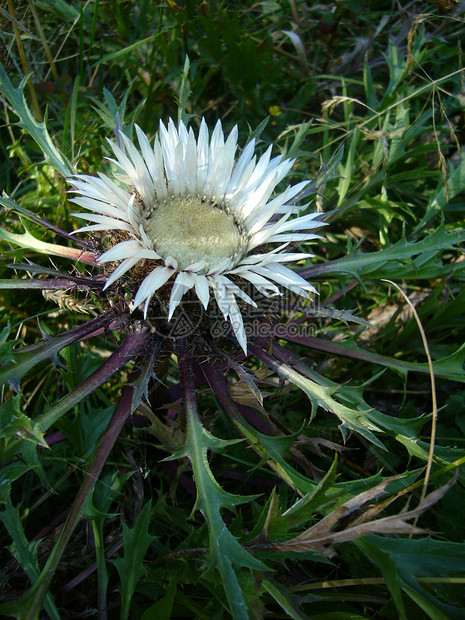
[69,119,326,352]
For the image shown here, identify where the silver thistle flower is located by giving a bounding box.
[68,119,325,352]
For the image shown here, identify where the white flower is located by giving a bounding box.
[68,118,325,353]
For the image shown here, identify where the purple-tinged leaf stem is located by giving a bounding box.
[11,352,148,620]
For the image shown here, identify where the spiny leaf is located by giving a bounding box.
[229,415,317,495]
[396,436,465,464]
[267,457,340,539]
[180,350,267,620]
[300,222,465,280]
[299,305,374,327]
[287,334,465,383]
[251,345,386,449]
[0,225,97,265]
[0,311,116,389]
[0,62,74,177]
[0,395,48,448]
[184,407,261,516]
[0,194,92,251]
[302,367,430,439]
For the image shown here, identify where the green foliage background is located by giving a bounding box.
[0,0,464,618]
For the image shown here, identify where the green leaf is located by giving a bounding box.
[0,62,73,177]
[356,538,407,620]
[296,335,465,383]
[382,38,407,99]
[176,56,194,125]
[0,462,29,504]
[268,456,339,539]
[82,471,134,619]
[269,358,386,448]
[82,471,133,521]
[59,406,114,458]
[284,119,314,160]
[304,223,465,281]
[337,128,357,206]
[230,417,317,495]
[141,578,177,620]
[93,32,165,67]
[0,325,18,367]
[313,372,430,438]
[112,501,155,620]
[0,224,92,263]
[181,386,267,620]
[397,437,465,464]
[0,395,48,449]
[363,536,465,620]
[0,313,114,389]
[262,578,307,620]
[0,502,60,620]
[415,151,465,232]
[403,586,450,620]
[302,305,373,328]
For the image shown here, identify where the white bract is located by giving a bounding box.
[69,118,325,353]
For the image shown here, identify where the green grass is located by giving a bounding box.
[0,1,464,618]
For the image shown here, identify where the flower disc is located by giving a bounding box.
[144,195,245,271]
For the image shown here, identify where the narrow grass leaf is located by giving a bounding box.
[0,502,60,620]
[112,501,154,620]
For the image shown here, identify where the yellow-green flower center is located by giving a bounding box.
[144,195,246,270]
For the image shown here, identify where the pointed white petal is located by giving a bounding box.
[133,248,162,260]
[248,213,292,249]
[258,263,317,296]
[273,212,327,234]
[237,170,279,220]
[210,277,229,319]
[72,213,135,233]
[69,197,127,220]
[266,233,322,243]
[152,136,169,199]
[221,275,256,307]
[194,273,210,309]
[168,271,196,319]
[227,294,247,354]
[98,239,145,263]
[244,250,311,266]
[227,139,255,195]
[133,266,175,310]
[185,260,207,273]
[71,223,123,234]
[104,256,141,289]
[231,268,280,295]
